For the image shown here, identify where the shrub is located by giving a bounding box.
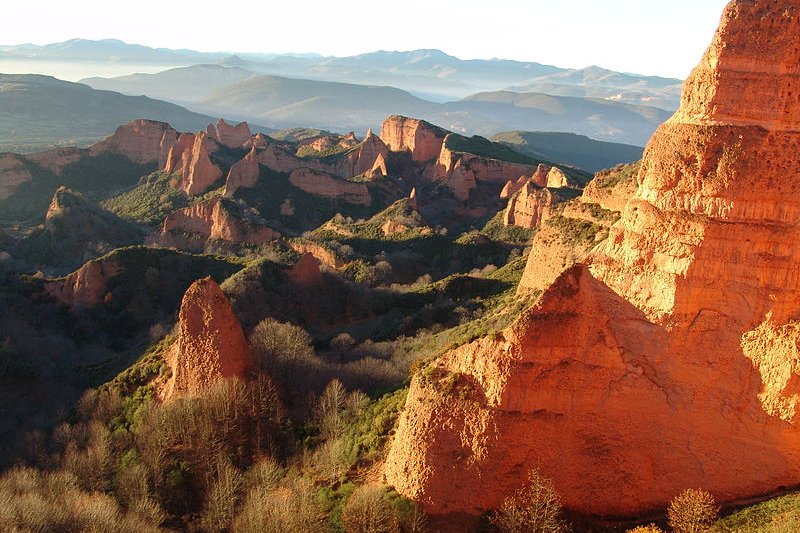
[233,477,327,533]
[668,489,718,533]
[490,468,567,533]
[341,485,400,533]
[626,525,665,533]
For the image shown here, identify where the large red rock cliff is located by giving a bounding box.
[380,115,447,162]
[163,132,223,196]
[163,277,255,399]
[90,119,178,166]
[385,0,800,520]
[148,196,280,252]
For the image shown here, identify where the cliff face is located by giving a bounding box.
[90,119,178,166]
[211,119,252,149]
[432,135,542,201]
[288,168,372,205]
[337,131,389,178]
[0,154,33,201]
[502,184,560,229]
[45,258,122,308]
[163,132,223,196]
[380,115,447,162]
[148,197,279,252]
[386,0,800,519]
[163,277,255,399]
[223,146,260,196]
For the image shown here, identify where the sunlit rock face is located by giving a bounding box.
[385,0,800,521]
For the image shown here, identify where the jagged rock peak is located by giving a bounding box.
[163,277,255,399]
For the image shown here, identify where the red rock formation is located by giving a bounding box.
[499,176,529,200]
[26,148,83,175]
[212,119,252,149]
[163,132,223,195]
[386,0,800,520]
[288,240,348,269]
[502,184,559,229]
[0,154,33,201]
[380,115,447,162]
[163,277,255,399]
[89,119,178,166]
[433,135,541,200]
[148,197,279,252]
[223,146,260,196]
[287,253,324,286]
[45,258,122,308]
[337,130,389,178]
[288,168,371,205]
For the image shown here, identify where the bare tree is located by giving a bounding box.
[490,468,567,533]
[341,485,400,533]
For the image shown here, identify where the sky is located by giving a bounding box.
[4,0,730,79]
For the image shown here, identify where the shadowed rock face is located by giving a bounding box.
[163,277,255,399]
[385,0,800,521]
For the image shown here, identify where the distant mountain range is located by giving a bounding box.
[1,39,682,148]
[0,74,219,153]
[81,66,671,146]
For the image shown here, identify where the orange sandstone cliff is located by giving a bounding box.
[380,115,447,162]
[163,277,255,399]
[163,132,223,195]
[148,197,280,252]
[385,0,800,520]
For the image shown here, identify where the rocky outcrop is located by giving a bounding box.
[0,154,33,201]
[502,184,560,229]
[337,130,389,178]
[148,197,279,252]
[287,253,324,286]
[288,240,348,269]
[163,277,255,399]
[296,132,359,154]
[163,132,223,196]
[211,119,252,149]
[89,119,178,166]
[288,168,371,205]
[223,146,260,196]
[433,135,541,200]
[386,0,800,520]
[26,148,83,176]
[380,115,448,162]
[45,257,122,308]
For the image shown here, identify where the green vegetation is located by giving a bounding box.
[492,130,643,173]
[594,161,641,190]
[481,210,536,245]
[547,212,603,246]
[711,492,800,532]
[102,172,188,225]
[0,154,155,223]
[445,133,542,166]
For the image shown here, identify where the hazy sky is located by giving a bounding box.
[6,0,730,79]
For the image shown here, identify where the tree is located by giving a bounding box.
[667,489,718,533]
[341,485,400,533]
[490,468,567,533]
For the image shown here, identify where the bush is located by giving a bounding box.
[233,477,328,533]
[490,468,567,533]
[626,525,665,533]
[668,489,718,533]
[341,485,400,533]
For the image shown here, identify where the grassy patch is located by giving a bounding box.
[102,172,188,225]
